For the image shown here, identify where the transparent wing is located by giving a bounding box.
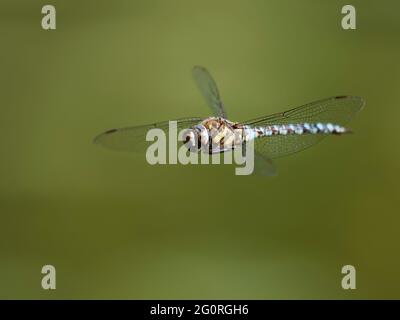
[240,141,277,176]
[93,118,202,152]
[245,96,365,127]
[244,96,365,159]
[192,66,227,118]
[253,134,329,159]
[254,151,278,176]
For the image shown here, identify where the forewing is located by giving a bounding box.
[192,66,227,118]
[93,118,202,152]
[244,96,365,127]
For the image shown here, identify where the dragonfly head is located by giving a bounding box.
[183,124,209,152]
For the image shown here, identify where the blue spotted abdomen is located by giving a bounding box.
[246,123,348,140]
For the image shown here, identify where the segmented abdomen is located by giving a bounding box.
[244,123,348,141]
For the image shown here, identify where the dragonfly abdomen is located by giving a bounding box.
[247,123,348,140]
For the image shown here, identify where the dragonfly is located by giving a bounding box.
[94,66,365,175]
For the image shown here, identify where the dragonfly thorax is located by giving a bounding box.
[183,117,245,154]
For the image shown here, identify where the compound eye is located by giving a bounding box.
[183,131,191,144]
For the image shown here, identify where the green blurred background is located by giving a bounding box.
[0,0,399,299]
